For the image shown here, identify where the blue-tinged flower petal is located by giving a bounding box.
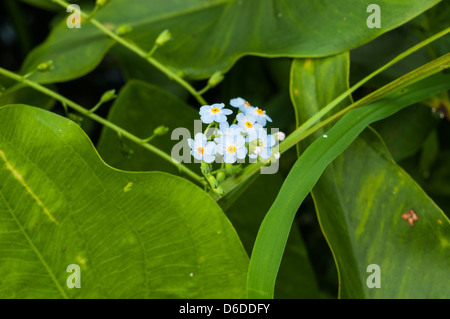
[194,132,207,145]
[203,154,215,163]
[230,97,245,108]
[215,113,228,123]
[193,152,203,161]
[205,141,216,153]
[187,138,195,149]
[236,112,246,122]
[201,113,214,124]
[224,153,237,164]
[236,147,247,159]
[211,103,225,109]
[235,135,246,147]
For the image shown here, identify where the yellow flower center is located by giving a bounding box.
[211,107,220,114]
[244,101,251,107]
[226,145,237,154]
[245,122,253,128]
[197,146,205,154]
[256,108,264,115]
[259,141,264,148]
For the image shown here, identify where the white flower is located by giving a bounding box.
[247,128,275,159]
[236,113,262,135]
[187,133,216,163]
[247,107,272,126]
[230,97,256,114]
[216,134,247,164]
[199,103,232,124]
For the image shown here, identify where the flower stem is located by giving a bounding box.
[219,28,450,198]
[283,26,450,150]
[0,66,206,186]
[51,0,207,106]
[203,122,215,135]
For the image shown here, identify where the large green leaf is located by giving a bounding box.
[21,0,440,83]
[246,73,450,298]
[0,104,248,298]
[290,56,450,298]
[312,129,450,298]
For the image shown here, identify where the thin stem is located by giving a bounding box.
[219,29,450,197]
[147,44,159,58]
[197,84,211,96]
[211,167,226,175]
[283,26,450,151]
[51,0,207,106]
[0,66,206,185]
[281,51,450,154]
[22,70,37,79]
[87,4,100,20]
[203,122,215,135]
[140,134,156,144]
[88,101,103,113]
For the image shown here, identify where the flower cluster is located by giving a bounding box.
[188,98,284,166]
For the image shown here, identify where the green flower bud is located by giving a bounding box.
[155,29,172,46]
[216,171,226,183]
[153,125,169,136]
[37,60,54,72]
[96,0,110,7]
[207,71,224,88]
[116,24,133,35]
[176,70,185,78]
[100,89,116,103]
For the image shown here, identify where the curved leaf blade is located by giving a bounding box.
[291,55,450,298]
[22,0,439,83]
[0,104,248,298]
[246,73,450,298]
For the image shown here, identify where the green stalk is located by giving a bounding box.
[282,26,450,150]
[218,35,450,198]
[0,66,205,185]
[51,0,207,106]
[280,52,450,154]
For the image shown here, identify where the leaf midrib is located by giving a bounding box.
[0,190,68,299]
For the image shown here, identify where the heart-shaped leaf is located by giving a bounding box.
[0,104,248,298]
